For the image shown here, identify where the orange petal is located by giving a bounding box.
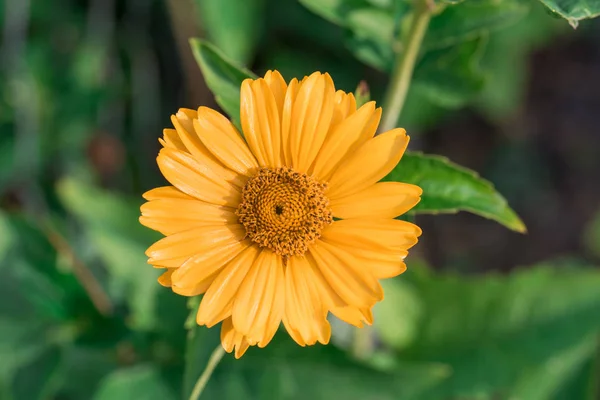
[263,70,287,115]
[145,224,245,264]
[309,240,382,307]
[310,101,379,180]
[142,186,191,201]
[283,256,331,346]
[158,268,176,287]
[170,239,249,297]
[197,245,260,328]
[330,182,422,219]
[281,78,300,166]
[330,305,373,328]
[157,147,241,207]
[321,218,421,253]
[330,90,357,128]
[232,249,284,345]
[221,317,250,359]
[287,72,335,173]
[140,199,237,235]
[327,128,409,199]
[241,78,282,167]
[194,107,259,176]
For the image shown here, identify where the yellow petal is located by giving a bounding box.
[241,78,282,167]
[331,243,408,279]
[327,128,409,199]
[158,268,176,287]
[330,90,357,128]
[197,245,260,327]
[171,240,249,296]
[161,128,187,152]
[280,78,300,166]
[142,186,191,201]
[232,249,284,344]
[157,147,241,207]
[310,101,378,180]
[140,199,237,235]
[330,305,373,328]
[309,240,382,307]
[263,70,287,115]
[171,111,245,188]
[146,224,245,264]
[288,72,335,173]
[283,256,331,346]
[257,259,284,348]
[194,107,259,176]
[220,317,250,359]
[150,255,192,269]
[321,218,421,254]
[330,182,422,219]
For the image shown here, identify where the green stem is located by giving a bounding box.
[378,0,432,133]
[189,345,226,400]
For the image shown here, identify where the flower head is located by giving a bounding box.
[140,71,422,358]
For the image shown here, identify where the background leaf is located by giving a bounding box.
[385,152,526,232]
[93,366,176,400]
[189,39,256,126]
[534,0,600,27]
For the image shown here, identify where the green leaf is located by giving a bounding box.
[424,0,529,50]
[194,0,264,65]
[402,261,600,398]
[93,366,176,400]
[299,0,373,26]
[385,152,526,233]
[189,39,256,126]
[345,7,396,71]
[535,0,600,27]
[56,178,162,331]
[413,36,487,108]
[508,336,597,400]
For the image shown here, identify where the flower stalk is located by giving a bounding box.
[378,0,433,133]
[189,345,226,400]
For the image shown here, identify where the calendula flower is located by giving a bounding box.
[140,71,422,358]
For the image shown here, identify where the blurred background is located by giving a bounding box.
[1,0,600,399]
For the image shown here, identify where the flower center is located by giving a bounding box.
[236,167,333,258]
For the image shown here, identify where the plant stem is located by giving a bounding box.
[378,0,432,133]
[189,345,226,400]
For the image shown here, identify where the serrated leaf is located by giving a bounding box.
[535,0,600,27]
[189,39,256,126]
[413,35,487,108]
[402,261,600,398]
[93,366,176,400]
[194,0,264,65]
[385,152,526,233]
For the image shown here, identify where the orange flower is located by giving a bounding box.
[140,71,422,358]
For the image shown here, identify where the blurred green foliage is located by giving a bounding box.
[1,0,600,399]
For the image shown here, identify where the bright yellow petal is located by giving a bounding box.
[145,224,245,265]
[257,258,284,348]
[150,255,192,269]
[157,147,242,207]
[327,128,409,199]
[330,305,373,328]
[281,78,300,166]
[263,70,287,115]
[140,199,237,236]
[309,240,382,307]
[310,101,379,180]
[197,245,260,328]
[142,186,191,201]
[158,268,176,287]
[330,90,357,128]
[232,249,284,345]
[161,128,187,151]
[194,106,259,176]
[241,78,282,167]
[170,239,249,296]
[220,317,250,359]
[288,72,335,173]
[330,182,422,219]
[283,256,331,346]
[331,243,408,279]
[321,218,421,253]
